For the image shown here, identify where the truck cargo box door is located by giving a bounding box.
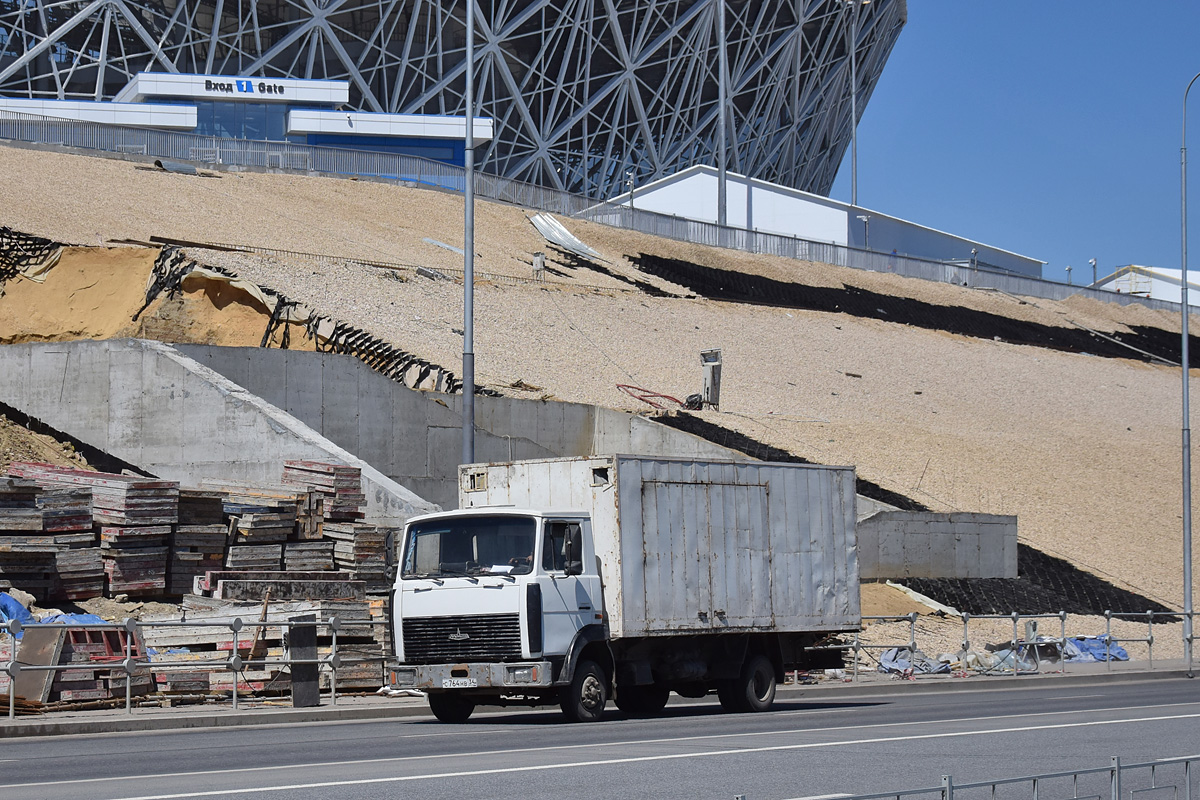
[709,482,773,629]
[641,481,772,631]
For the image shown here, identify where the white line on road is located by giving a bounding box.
[783,792,852,800]
[92,711,1200,800]
[12,699,1200,791]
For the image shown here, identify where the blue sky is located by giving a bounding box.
[828,2,1200,285]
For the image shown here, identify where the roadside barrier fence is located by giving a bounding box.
[3,608,1195,719]
[732,755,1198,800]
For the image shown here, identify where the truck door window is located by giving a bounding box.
[543,522,579,572]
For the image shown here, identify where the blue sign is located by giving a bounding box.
[235,79,253,93]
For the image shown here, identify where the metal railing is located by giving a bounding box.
[810,610,1194,682]
[782,755,1198,800]
[0,110,1184,315]
[2,614,389,719]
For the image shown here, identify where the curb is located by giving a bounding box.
[2,667,1192,738]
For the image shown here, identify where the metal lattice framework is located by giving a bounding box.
[0,0,905,198]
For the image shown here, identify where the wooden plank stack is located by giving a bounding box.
[0,478,100,601]
[281,461,365,522]
[283,541,335,571]
[8,463,178,597]
[225,544,282,570]
[201,481,325,541]
[168,490,228,596]
[144,597,384,693]
[325,522,391,591]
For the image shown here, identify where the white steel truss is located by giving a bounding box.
[0,0,906,198]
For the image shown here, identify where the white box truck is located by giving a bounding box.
[388,455,860,722]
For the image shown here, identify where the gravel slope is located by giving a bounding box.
[2,143,1197,612]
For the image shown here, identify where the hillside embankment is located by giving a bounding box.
[1,144,1196,644]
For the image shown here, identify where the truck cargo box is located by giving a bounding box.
[460,455,860,639]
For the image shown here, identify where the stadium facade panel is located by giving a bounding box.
[0,0,906,199]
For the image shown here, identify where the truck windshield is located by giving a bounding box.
[402,515,538,578]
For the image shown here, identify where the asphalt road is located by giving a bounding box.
[6,679,1200,800]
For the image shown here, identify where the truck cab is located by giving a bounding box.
[390,507,612,722]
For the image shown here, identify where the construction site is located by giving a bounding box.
[0,138,1196,716]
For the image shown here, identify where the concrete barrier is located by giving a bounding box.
[857,511,1018,579]
[0,339,437,523]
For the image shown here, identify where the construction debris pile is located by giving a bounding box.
[2,459,400,707]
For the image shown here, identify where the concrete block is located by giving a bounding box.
[390,396,430,482]
[0,344,31,408]
[137,344,186,466]
[854,520,881,580]
[179,368,229,469]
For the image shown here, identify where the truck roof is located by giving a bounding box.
[405,507,589,525]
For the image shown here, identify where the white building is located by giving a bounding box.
[1094,265,1200,308]
[610,165,1045,278]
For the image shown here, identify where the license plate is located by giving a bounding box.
[442,677,477,688]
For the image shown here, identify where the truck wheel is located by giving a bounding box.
[614,684,670,717]
[428,692,475,723]
[718,655,776,713]
[560,659,608,722]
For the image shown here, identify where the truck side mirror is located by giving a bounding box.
[564,526,583,575]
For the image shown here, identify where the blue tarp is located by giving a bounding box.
[0,592,34,638]
[38,613,106,626]
[1065,636,1129,662]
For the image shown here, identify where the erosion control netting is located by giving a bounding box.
[900,545,1177,618]
[631,253,1200,367]
[655,412,1174,617]
[657,411,927,511]
[1,226,62,284]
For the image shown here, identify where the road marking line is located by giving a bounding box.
[784,793,852,800]
[11,700,1200,790]
[85,711,1200,800]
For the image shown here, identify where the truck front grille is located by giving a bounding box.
[402,614,522,663]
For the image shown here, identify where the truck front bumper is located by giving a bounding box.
[389,661,555,691]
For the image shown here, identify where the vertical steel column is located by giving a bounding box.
[1183,71,1200,679]
[848,0,859,207]
[941,774,954,800]
[1111,756,1122,800]
[716,0,728,230]
[124,619,134,714]
[461,0,477,466]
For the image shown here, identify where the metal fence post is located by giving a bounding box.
[124,618,135,714]
[1012,612,1021,676]
[1111,756,1121,800]
[5,618,20,720]
[908,612,918,655]
[1060,611,1068,674]
[230,618,243,711]
[1146,611,1155,668]
[329,616,340,706]
[853,633,860,682]
[1105,611,1113,671]
[961,612,971,660]
[942,774,954,800]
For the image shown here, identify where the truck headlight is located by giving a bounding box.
[391,668,417,686]
[506,665,539,684]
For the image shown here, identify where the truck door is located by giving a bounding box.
[708,482,773,629]
[538,520,593,655]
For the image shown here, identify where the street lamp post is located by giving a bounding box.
[1180,71,1200,678]
[856,214,870,249]
[844,0,869,208]
[461,0,476,466]
[1090,258,1098,287]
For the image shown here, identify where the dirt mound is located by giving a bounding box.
[0,413,91,472]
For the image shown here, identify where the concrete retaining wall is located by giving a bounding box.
[0,339,438,523]
[173,345,748,509]
[856,511,1018,580]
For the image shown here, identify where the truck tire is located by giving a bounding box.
[428,692,475,723]
[559,659,608,722]
[718,655,776,713]
[614,684,670,717]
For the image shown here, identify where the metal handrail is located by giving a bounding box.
[806,754,1197,800]
[2,614,392,718]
